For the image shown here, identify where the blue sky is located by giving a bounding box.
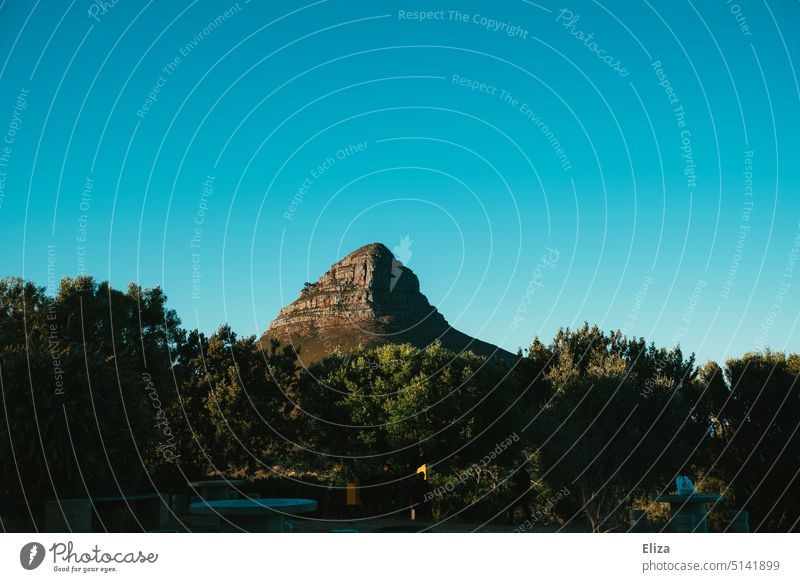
[1,0,798,364]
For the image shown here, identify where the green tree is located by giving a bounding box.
[0,277,183,502]
[201,326,299,474]
[703,351,800,531]
[297,342,527,511]
[526,324,702,531]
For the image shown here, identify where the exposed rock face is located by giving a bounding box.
[262,243,514,364]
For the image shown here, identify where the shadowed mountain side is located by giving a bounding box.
[260,243,516,365]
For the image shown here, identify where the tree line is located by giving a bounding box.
[0,276,798,531]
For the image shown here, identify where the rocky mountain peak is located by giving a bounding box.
[263,243,514,364]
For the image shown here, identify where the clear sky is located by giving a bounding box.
[1,0,798,364]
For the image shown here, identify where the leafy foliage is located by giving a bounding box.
[0,277,176,499]
[525,324,703,531]
[1,277,798,532]
[701,351,800,531]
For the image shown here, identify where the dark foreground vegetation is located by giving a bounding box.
[1,276,798,532]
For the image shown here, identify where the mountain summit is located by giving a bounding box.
[262,243,514,364]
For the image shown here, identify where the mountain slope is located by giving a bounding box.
[261,243,515,365]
